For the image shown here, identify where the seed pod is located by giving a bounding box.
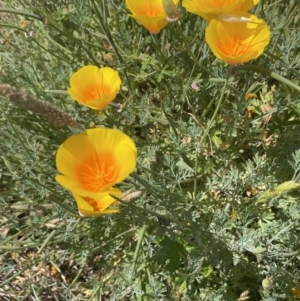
[0,84,81,129]
[162,0,179,22]
[262,276,273,290]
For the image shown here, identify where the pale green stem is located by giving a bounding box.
[175,21,209,74]
[0,103,35,161]
[132,225,146,274]
[233,65,300,92]
[37,230,57,253]
[280,250,300,257]
[198,66,232,146]
[113,196,185,228]
[193,153,198,198]
[176,256,204,277]
[0,7,41,20]
[0,229,30,246]
[0,253,54,288]
[89,0,132,92]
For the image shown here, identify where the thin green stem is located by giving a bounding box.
[176,256,205,277]
[112,195,185,228]
[131,174,163,198]
[37,230,57,253]
[132,225,146,274]
[151,33,164,57]
[233,65,300,92]
[68,261,86,288]
[175,21,209,74]
[198,67,231,146]
[193,153,198,198]
[0,6,42,20]
[89,0,132,92]
[29,178,80,216]
[0,104,35,162]
[280,249,300,257]
[139,167,174,182]
[0,252,54,288]
[0,229,31,246]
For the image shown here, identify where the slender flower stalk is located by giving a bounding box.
[175,22,209,74]
[0,84,80,128]
[198,67,231,146]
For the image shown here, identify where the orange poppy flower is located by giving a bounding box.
[205,13,270,64]
[68,65,121,110]
[73,193,120,216]
[126,0,179,34]
[55,128,137,215]
[182,0,259,21]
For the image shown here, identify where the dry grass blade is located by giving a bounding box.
[236,289,251,300]
[120,189,142,202]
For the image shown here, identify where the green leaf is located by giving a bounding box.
[152,237,188,272]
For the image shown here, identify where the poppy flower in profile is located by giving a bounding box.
[73,193,120,217]
[68,65,121,110]
[126,0,179,34]
[182,0,259,21]
[55,128,137,216]
[205,13,270,64]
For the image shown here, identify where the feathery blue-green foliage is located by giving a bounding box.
[1,0,300,300]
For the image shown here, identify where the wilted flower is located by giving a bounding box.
[205,13,270,64]
[56,128,137,216]
[68,65,121,110]
[126,0,179,34]
[182,0,260,21]
[191,81,201,91]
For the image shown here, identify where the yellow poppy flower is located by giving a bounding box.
[239,0,260,12]
[182,0,259,21]
[55,128,137,210]
[205,13,270,64]
[68,65,121,110]
[73,193,120,216]
[126,0,179,34]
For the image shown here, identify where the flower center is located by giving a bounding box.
[77,153,119,192]
[218,36,250,57]
[82,84,111,102]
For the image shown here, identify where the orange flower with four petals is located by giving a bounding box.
[68,65,121,110]
[126,0,179,33]
[56,128,137,216]
[205,13,270,64]
[182,0,260,21]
